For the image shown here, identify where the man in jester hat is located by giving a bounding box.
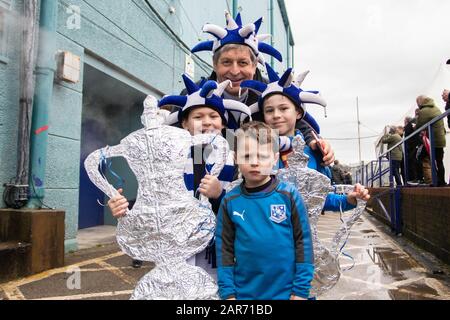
[188,11,335,166]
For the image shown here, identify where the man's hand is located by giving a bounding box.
[290,294,307,300]
[107,188,129,218]
[309,138,335,166]
[347,183,370,205]
[199,175,223,199]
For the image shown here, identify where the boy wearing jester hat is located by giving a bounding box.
[240,64,370,211]
[190,11,335,167]
[108,74,252,274]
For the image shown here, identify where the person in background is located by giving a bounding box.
[404,116,422,183]
[415,95,446,186]
[331,160,345,185]
[343,171,353,185]
[396,125,407,184]
[442,89,449,129]
[381,126,403,186]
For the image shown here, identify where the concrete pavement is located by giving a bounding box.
[1,212,449,300]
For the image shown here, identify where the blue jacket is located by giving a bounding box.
[279,132,356,212]
[216,177,314,300]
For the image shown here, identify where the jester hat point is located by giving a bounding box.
[191,11,282,65]
[158,74,252,126]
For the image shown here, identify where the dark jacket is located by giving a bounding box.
[331,164,345,184]
[445,95,450,128]
[404,121,421,151]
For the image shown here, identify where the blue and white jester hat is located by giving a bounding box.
[240,63,327,133]
[191,11,282,65]
[158,74,252,127]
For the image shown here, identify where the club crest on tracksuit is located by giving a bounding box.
[270,204,287,223]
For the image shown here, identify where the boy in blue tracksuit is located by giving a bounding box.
[216,121,314,300]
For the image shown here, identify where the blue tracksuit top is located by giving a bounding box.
[216,177,315,300]
[279,132,356,212]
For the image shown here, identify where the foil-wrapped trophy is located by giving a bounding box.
[277,135,367,297]
[84,95,229,299]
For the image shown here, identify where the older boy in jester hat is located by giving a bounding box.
[240,64,370,211]
[108,75,252,273]
[189,11,335,166]
[216,121,314,300]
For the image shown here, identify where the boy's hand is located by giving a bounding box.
[309,138,335,166]
[107,188,129,218]
[290,294,307,300]
[199,175,223,199]
[347,183,370,205]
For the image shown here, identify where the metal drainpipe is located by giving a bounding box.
[286,29,290,68]
[3,0,38,208]
[291,43,294,68]
[26,0,57,209]
[269,0,274,69]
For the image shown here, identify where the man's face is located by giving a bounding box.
[181,107,224,136]
[236,135,278,188]
[214,47,257,96]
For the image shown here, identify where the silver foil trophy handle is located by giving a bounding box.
[191,133,229,206]
[84,144,130,216]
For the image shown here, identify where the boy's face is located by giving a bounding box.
[214,47,256,96]
[263,94,303,137]
[181,106,225,136]
[236,135,279,188]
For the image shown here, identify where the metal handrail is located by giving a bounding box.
[378,108,449,187]
[380,109,449,158]
[355,108,449,234]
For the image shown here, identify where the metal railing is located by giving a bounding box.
[353,108,449,234]
[356,108,449,187]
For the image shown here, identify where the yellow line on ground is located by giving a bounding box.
[96,260,137,285]
[33,290,133,300]
[393,288,448,300]
[78,266,150,273]
[0,251,125,297]
[390,276,427,288]
[3,287,26,300]
[424,278,450,296]
[340,274,398,290]
[340,274,427,291]
[340,260,376,269]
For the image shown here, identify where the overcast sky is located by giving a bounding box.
[284,0,450,165]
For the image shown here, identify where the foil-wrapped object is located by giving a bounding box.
[277,135,366,297]
[84,95,229,300]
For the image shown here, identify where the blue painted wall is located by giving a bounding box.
[0,0,294,252]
